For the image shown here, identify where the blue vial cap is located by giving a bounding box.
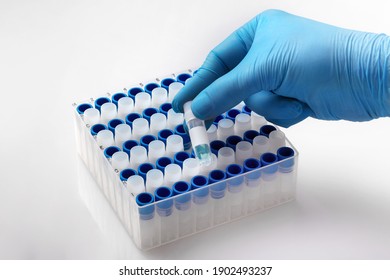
[122,140,139,156]
[159,103,172,116]
[226,164,244,191]
[136,192,155,220]
[260,152,278,174]
[144,82,160,94]
[154,186,173,217]
[213,115,224,127]
[174,151,190,168]
[94,97,111,112]
[158,129,173,144]
[208,170,227,199]
[191,175,209,204]
[111,92,126,107]
[226,135,243,151]
[142,107,158,123]
[161,77,175,90]
[104,146,121,158]
[90,123,107,136]
[277,146,295,172]
[156,156,173,173]
[242,105,252,115]
[76,103,92,114]
[108,118,124,133]
[243,130,260,144]
[260,125,277,138]
[125,112,141,129]
[225,108,241,122]
[172,181,191,210]
[128,87,144,100]
[210,140,226,156]
[140,134,157,151]
[176,73,192,84]
[174,124,191,150]
[120,168,137,181]
[138,163,155,181]
[243,158,261,180]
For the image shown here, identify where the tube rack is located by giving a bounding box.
[73,69,299,250]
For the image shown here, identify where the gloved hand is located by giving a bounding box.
[172,9,390,127]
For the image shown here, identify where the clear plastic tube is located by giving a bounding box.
[217,118,234,142]
[207,124,218,142]
[117,97,134,119]
[235,141,253,165]
[182,158,200,182]
[167,109,184,130]
[114,123,132,148]
[96,129,114,148]
[269,130,286,153]
[168,82,184,102]
[129,146,148,169]
[134,92,151,113]
[217,147,235,170]
[151,87,168,108]
[111,151,129,171]
[148,140,166,164]
[132,118,149,141]
[163,163,182,187]
[183,102,213,166]
[251,112,267,130]
[234,113,251,137]
[165,135,184,158]
[252,135,270,158]
[150,113,167,135]
[145,169,164,194]
[100,102,117,124]
[127,175,145,195]
[83,108,100,126]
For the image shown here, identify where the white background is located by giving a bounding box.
[1,0,390,259]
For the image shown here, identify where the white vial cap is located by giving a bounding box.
[168,82,184,102]
[134,92,151,114]
[217,147,235,170]
[252,135,270,157]
[129,146,148,169]
[269,130,286,153]
[150,113,167,136]
[166,134,184,158]
[251,112,267,130]
[145,169,164,194]
[148,140,166,164]
[96,129,114,148]
[114,123,132,148]
[151,87,168,108]
[167,109,184,130]
[83,108,100,126]
[164,163,182,187]
[207,124,218,142]
[111,151,129,171]
[132,118,149,141]
[100,102,117,124]
[217,118,234,142]
[235,141,253,165]
[127,175,145,195]
[117,97,134,119]
[182,158,200,182]
[234,113,251,137]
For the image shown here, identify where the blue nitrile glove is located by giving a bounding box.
[172,9,390,127]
